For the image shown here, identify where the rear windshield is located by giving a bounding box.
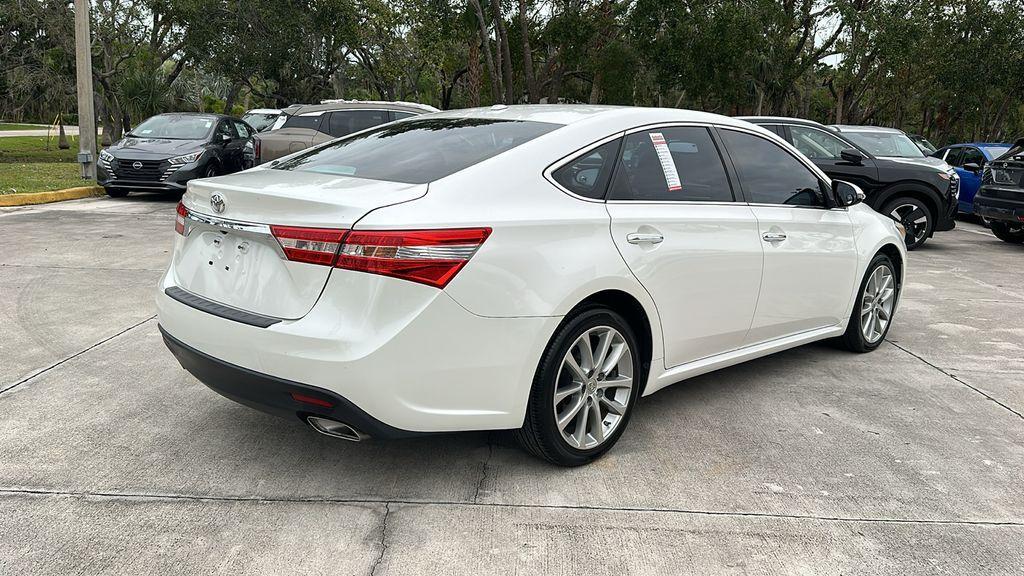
[994,144,1023,162]
[129,115,215,140]
[273,117,561,184]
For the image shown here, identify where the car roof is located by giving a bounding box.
[945,142,1014,148]
[245,108,282,115]
[291,100,439,115]
[430,105,769,131]
[735,116,831,129]
[831,124,904,134]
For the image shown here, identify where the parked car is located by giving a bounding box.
[932,142,1013,216]
[909,134,938,155]
[973,138,1024,243]
[740,117,957,249]
[249,100,438,166]
[97,113,253,197]
[240,108,283,133]
[158,106,906,466]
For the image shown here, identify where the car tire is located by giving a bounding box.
[204,164,218,178]
[514,305,641,466]
[839,253,899,353]
[882,197,933,250]
[990,221,1024,244]
[104,187,128,198]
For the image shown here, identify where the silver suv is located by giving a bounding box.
[250,100,438,165]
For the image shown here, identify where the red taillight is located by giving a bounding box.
[253,138,261,164]
[290,392,334,409]
[175,202,188,235]
[336,228,491,288]
[270,226,348,266]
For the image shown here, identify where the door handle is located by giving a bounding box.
[762,232,787,243]
[626,232,664,245]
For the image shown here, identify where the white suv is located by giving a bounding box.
[158,105,906,466]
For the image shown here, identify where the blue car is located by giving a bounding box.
[933,143,1014,214]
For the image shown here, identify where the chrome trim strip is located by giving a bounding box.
[185,210,273,235]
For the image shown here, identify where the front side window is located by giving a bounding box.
[216,120,237,140]
[551,139,621,199]
[721,129,825,207]
[233,121,251,139]
[608,126,733,202]
[960,147,985,167]
[789,125,849,160]
[942,147,963,166]
[326,110,391,138]
[274,117,561,184]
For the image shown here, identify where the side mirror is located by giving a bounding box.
[220,134,232,143]
[833,180,865,207]
[839,148,864,164]
[963,162,981,173]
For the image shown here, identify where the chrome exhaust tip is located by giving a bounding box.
[306,416,368,442]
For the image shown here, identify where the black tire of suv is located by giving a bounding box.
[990,221,1024,244]
[838,253,898,353]
[104,187,128,198]
[514,305,641,466]
[881,197,933,250]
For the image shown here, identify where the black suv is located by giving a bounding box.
[973,138,1024,244]
[741,117,958,249]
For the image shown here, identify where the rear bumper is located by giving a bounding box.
[156,268,560,433]
[160,326,416,438]
[974,187,1024,223]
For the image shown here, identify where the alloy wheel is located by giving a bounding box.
[860,265,896,344]
[889,203,929,245]
[553,326,633,450]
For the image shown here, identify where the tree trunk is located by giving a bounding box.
[491,0,514,103]
[518,0,538,103]
[468,0,500,103]
[589,70,603,104]
[467,40,481,107]
[224,82,241,115]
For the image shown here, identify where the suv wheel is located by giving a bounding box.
[839,254,899,353]
[990,221,1024,244]
[514,306,641,466]
[882,197,932,250]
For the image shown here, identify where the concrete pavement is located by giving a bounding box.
[0,196,1021,574]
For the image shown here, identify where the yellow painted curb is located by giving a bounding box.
[0,185,105,207]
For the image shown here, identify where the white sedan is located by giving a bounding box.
[158,105,906,466]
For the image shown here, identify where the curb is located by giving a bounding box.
[0,185,105,207]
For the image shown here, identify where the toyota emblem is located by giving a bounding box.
[210,193,226,214]
[132,161,143,170]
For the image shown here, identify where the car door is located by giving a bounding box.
[956,147,985,212]
[718,127,859,345]
[786,124,879,193]
[605,125,763,367]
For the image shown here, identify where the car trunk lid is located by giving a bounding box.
[172,169,427,319]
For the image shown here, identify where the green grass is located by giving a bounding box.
[0,162,93,194]
[0,122,47,131]
[0,135,81,163]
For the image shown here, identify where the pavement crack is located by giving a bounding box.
[473,433,494,504]
[887,340,1024,421]
[2,487,1022,528]
[0,315,157,396]
[369,502,391,576]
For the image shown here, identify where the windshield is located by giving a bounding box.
[911,136,937,154]
[241,113,279,132]
[273,117,561,184]
[843,131,924,158]
[982,146,1011,160]
[129,115,216,140]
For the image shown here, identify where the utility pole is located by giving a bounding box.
[73,0,97,180]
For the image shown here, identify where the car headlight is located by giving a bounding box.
[169,151,204,165]
[99,149,114,162]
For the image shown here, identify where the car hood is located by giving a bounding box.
[109,137,206,159]
[875,155,951,172]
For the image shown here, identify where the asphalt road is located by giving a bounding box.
[1,196,1022,575]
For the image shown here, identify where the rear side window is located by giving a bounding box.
[609,127,733,202]
[275,117,561,184]
[551,139,621,199]
[721,129,825,207]
[326,110,391,138]
[283,114,323,131]
[392,111,416,121]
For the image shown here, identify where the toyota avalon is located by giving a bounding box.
[158,106,906,466]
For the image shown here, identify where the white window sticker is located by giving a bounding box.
[649,132,682,192]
